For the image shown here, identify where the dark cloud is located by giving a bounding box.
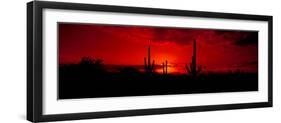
[215,30,258,46]
[152,28,214,45]
[75,24,258,47]
[235,32,258,46]
[152,27,258,46]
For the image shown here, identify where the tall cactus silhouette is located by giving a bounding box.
[186,39,202,77]
[144,43,155,73]
[162,60,168,75]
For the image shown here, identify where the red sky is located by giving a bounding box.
[58,23,258,73]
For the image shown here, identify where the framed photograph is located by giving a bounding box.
[27,1,273,122]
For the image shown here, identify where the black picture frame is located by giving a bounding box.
[27,1,273,122]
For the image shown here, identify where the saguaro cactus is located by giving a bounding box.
[162,60,168,75]
[144,44,155,73]
[186,39,202,77]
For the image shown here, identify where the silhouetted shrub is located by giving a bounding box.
[79,56,106,74]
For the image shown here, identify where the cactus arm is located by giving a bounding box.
[186,64,191,73]
[148,45,151,68]
[197,65,202,74]
[162,62,165,74]
[151,60,155,70]
[165,60,168,74]
[144,57,147,70]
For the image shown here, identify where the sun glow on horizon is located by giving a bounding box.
[155,63,186,74]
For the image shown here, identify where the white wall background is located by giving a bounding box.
[0,0,279,123]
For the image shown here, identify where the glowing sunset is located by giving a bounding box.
[58,23,258,99]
